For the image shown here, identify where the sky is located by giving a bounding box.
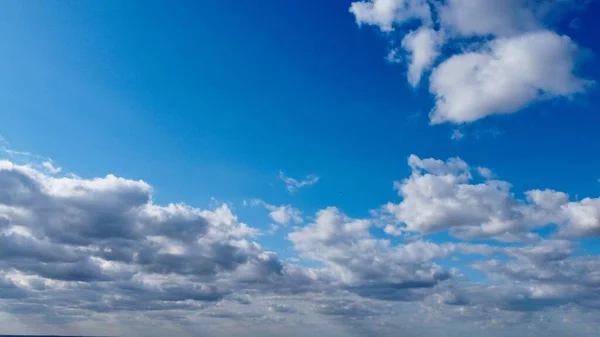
[1,0,600,336]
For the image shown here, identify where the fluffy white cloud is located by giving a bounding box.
[429,30,589,124]
[438,0,544,37]
[246,199,302,226]
[269,205,302,225]
[0,160,320,320]
[349,0,431,32]
[385,154,600,240]
[288,207,455,300]
[41,160,62,174]
[401,27,443,87]
[2,154,600,335]
[350,0,593,124]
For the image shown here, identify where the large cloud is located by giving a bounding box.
[2,157,600,336]
[384,154,600,240]
[429,30,589,124]
[350,0,593,124]
[349,0,432,32]
[0,160,319,320]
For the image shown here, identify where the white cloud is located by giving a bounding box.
[42,160,62,174]
[401,27,443,87]
[476,166,494,179]
[0,160,321,321]
[1,136,63,174]
[349,0,431,32]
[385,154,600,240]
[450,129,464,141]
[269,205,302,226]
[385,47,403,64]
[350,0,594,124]
[278,171,319,194]
[429,30,590,124]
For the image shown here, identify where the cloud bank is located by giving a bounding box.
[1,153,600,336]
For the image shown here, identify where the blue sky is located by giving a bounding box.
[1,1,600,336]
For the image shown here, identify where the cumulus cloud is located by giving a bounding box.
[350,0,594,124]
[384,154,600,240]
[278,171,319,194]
[2,153,600,336]
[429,30,590,124]
[288,207,455,300]
[438,0,546,37]
[349,0,432,32]
[246,199,303,226]
[0,160,321,323]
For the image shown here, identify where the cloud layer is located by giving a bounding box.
[1,154,600,336]
[350,0,593,124]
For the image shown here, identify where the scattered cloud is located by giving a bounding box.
[246,199,303,226]
[288,207,454,300]
[385,47,402,64]
[1,154,600,335]
[278,171,319,194]
[429,31,590,124]
[350,0,594,124]
[384,154,600,240]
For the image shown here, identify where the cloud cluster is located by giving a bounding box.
[1,155,600,336]
[0,160,321,322]
[384,154,600,240]
[350,0,593,123]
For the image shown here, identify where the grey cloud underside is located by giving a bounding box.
[1,159,600,336]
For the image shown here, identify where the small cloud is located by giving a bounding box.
[2,147,35,157]
[569,18,582,30]
[279,171,319,194]
[1,137,63,174]
[451,129,464,141]
[245,199,303,226]
[385,47,402,64]
[266,224,280,235]
[42,160,62,174]
[477,167,493,180]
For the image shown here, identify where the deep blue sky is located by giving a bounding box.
[0,0,599,236]
[2,1,600,335]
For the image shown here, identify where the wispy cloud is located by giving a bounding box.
[1,145,600,335]
[351,0,594,124]
[278,171,319,194]
[450,129,464,141]
[1,136,62,175]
